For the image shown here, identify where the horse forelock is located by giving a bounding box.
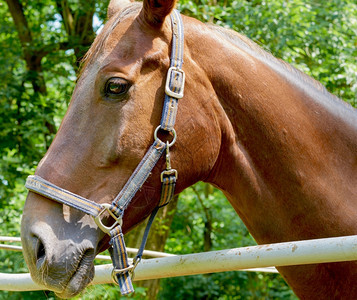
[79,3,142,76]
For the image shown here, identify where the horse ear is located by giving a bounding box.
[142,0,177,27]
[107,0,135,19]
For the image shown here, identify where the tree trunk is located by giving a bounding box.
[125,196,179,299]
[54,0,96,66]
[5,0,57,146]
[6,0,98,147]
[193,184,213,252]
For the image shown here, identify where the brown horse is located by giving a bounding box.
[21,0,357,298]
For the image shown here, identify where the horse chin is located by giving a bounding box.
[54,256,95,299]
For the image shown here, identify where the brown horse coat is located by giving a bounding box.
[21,0,357,298]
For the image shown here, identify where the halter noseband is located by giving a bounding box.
[25,10,184,295]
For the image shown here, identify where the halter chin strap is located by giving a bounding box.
[25,10,184,296]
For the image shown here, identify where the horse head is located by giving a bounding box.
[21,0,221,297]
[20,0,357,298]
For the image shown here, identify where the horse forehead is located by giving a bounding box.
[101,15,158,62]
[76,24,139,89]
[105,28,136,58]
[101,15,172,64]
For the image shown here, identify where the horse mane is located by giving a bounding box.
[213,25,357,123]
[79,5,355,116]
[209,25,344,98]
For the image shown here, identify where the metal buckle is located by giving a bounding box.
[165,66,185,99]
[111,257,141,283]
[111,265,135,283]
[161,169,178,182]
[94,203,122,234]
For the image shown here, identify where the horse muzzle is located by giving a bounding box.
[21,192,99,298]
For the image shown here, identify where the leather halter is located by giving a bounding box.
[25,9,184,295]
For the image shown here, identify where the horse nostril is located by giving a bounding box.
[35,238,46,267]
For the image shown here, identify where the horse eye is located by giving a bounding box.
[105,78,129,97]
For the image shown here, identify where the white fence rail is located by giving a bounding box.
[1,235,357,291]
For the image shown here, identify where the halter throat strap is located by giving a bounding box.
[25,10,184,296]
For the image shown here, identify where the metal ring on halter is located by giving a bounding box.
[154,125,176,147]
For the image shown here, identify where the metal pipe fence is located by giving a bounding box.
[1,235,357,291]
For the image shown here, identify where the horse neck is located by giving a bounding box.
[186,22,357,244]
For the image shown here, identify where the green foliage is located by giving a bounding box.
[159,271,295,300]
[160,183,296,299]
[70,283,146,300]
[166,183,253,254]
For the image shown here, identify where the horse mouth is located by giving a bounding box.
[55,249,95,299]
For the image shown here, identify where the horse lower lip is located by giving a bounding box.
[57,252,95,298]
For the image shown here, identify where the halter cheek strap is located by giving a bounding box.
[25,9,184,296]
